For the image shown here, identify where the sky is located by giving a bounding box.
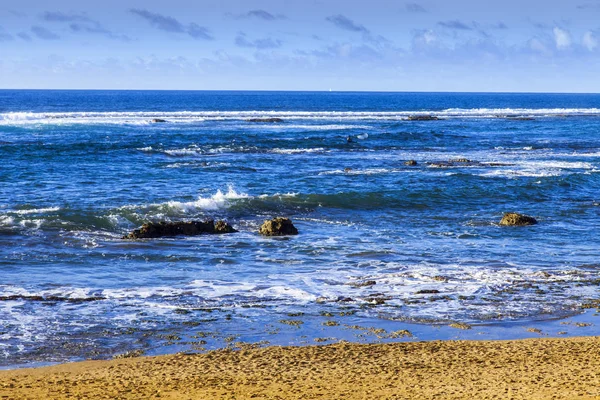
[1,0,600,92]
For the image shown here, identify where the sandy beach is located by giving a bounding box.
[1,336,599,399]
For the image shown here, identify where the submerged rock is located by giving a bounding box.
[499,213,538,226]
[259,217,298,236]
[428,159,481,168]
[406,115,440,121]
[124,220,238,239]
[404,160,418,166]
[151,118,167,123]
[246,118,284,123]
[506,116,535,121]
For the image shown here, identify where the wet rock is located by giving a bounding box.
[416,289,440,294]
[428,160,479,168]
[406,115,440,121]
[344,167,353,173]
[507,116,535,121]
[124,220,238,239]
[151,118,167,123]
[215,220,237,234]
[526,327,543,334]
[279,319,303,327]
[259,217,298,236]
[113,349,145,359]
[246,118,284,123]
[449,322,472,330]
[349,280,376,288]
[336,296,354,303]
[499,212,538,226]
[404,160,418,166]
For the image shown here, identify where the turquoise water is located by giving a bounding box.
[1,91,599,366]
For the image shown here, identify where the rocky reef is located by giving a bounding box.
[499,213,538,226]
[246,118,284,123]
[406,115,441,121]
[124,220,237,239]
[259,217,299,236]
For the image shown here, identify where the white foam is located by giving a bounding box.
[478,160,593,178]
[164,148,202,156]
[13,207,60,215]
[271,148,327,154]
[2,108,600,126]
[319,168,410,176]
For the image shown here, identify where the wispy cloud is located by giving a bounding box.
[0,27,14,41]
[406,3,427,13]
[43,11,130,41]
[8,10,27,18]
[130,9,214,40]
[553,27,571,49]
[43,11,90,22]
[583,30,598,51]
[239,10,287,21]
[235,32,282,49]
[577,3,600,10]
[326,14,369,33]
[437,20,473,30]
[31,26,60,40]
[130,9,185,32]
[187,23,213,40]
[17,32,32,41]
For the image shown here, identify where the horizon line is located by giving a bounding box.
[1,89,600,95]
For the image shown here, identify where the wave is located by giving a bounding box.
[3,108,600,125]
[139,145,331,156]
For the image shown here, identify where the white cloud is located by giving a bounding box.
[553,27,571,50]
[583,31,598,51]
[529,37,549,54]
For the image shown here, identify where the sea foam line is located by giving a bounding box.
[2,108,600,125]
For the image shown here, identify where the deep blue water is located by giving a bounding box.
[1,90,599,367]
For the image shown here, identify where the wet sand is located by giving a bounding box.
[1,337,599,399]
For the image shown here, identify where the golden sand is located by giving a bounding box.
[1,337,600,399]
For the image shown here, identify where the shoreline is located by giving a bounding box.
[2,307,599,371]
[2,336,599,399]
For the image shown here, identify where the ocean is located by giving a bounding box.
[1,90,599,367]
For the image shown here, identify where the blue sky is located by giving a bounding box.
[1,0,600,91]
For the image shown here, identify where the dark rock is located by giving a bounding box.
[344,167,353,173]
[404,160,418,166]
[507,116,535,121]
[214,220,237,234]
[124,220,237,239]
[349,280,376,288]
[406,115,440,121]
[499,213,538,226]
[258,217,298,236]
[336,296,354,303]
[427,159,481,168]
[246,118,284,123]
[416,289,441,294]
[151,118,167,123]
